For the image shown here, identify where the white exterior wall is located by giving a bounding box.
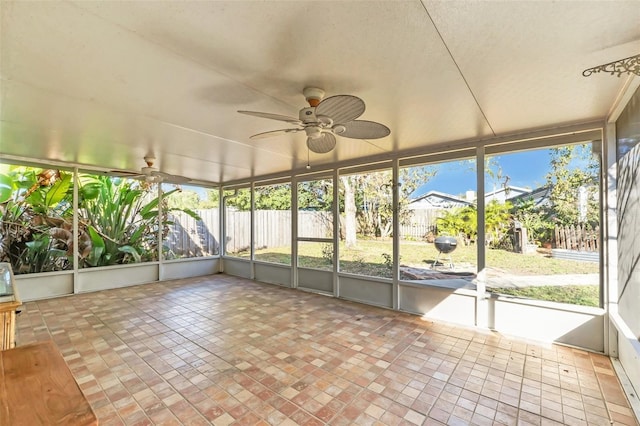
[614,84,640,403]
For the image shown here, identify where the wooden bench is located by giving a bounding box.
[0,340,98,425]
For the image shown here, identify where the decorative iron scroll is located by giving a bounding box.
[583,54,640,77]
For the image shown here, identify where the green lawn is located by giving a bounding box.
[488,285,599,307]
[229,239,600,306]
[246,239,598,274]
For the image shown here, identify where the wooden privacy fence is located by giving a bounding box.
[254,210,292,250]
[399,223,438,240]
[167,209,220,258]
[168,208,442,254]
[554,224,599,252]
[400,208,442,240]
[225,210,331,253]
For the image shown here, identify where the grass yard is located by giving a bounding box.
[488,285,600,307]
[247,239,598,274]
[229,238,600,306]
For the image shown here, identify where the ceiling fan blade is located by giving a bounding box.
[154,171,191,184]
[339,120,391,139]
[250,128,302,140]
[315,95,365,124]
[238,110,301,125]
[162,175,191,184]
[105,169,139,177]
[307,133,336,154]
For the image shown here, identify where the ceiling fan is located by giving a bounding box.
[109,156,191,184]
[238,87,390,154]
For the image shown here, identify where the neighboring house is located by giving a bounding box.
[409,186,536,211]
[484,185,531,204]
[408,190,474,210]
[408,186,551,226]
[508,186,551,208]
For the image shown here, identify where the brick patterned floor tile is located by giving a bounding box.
[13,274,638,426]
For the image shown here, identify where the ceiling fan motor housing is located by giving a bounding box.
[299,107,318,124]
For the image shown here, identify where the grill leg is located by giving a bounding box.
[432,252,454,269]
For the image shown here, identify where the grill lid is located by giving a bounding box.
[434,236,458,254]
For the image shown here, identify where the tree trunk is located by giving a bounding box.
[341,176,357,248]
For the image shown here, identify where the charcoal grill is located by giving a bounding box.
[432,236,458,269]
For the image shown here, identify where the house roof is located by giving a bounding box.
[1,1,638,184]
[484,186,532,199]
[508,186,552,207]
[410,190,473,207]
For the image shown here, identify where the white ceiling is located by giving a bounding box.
[1,1,639,184]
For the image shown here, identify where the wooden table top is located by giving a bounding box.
[0,340,98,425]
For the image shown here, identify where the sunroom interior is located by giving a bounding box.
[1,1,640,424]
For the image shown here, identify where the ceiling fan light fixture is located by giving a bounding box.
[332,124,347,135]
[307,133,336,154]
[305,126,323,139]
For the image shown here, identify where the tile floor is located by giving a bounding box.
[15,274,639,426]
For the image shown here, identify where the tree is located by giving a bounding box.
[511,196,554,246]
[339,166,437,248]
[340,176,358,248]
[225,184,292,211]
[298,180,333,211]
[397,165,437,226]
[255,184,291,210]
[165,189,200,210]
[165,187,220,210]
[202,189,220,208]
[224,188,251,211]
[545,145,599,226]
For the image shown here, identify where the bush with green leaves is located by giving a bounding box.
[0,166,201,273]
[436,201,512,248]
[78,175,200,267]
[436,205,477,245]
[0,167,74,273]
[510,197,555,246]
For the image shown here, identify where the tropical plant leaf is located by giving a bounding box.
[44,172,72,209]
[48,248,68,258]
[118,245,141,263]
[80,181,102,200]
[26,190,44,208]
[86,225,105,266]
[129,225,146,245]
[25,238,46,250]
[140,209,158,220]
[140,197,160,217]
[167,207,201,221]
[0,173,13,203]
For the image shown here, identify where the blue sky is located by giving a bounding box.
[412,149,552,198]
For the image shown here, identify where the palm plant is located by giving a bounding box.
[485,200,512,248]
[436,205,477,245]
